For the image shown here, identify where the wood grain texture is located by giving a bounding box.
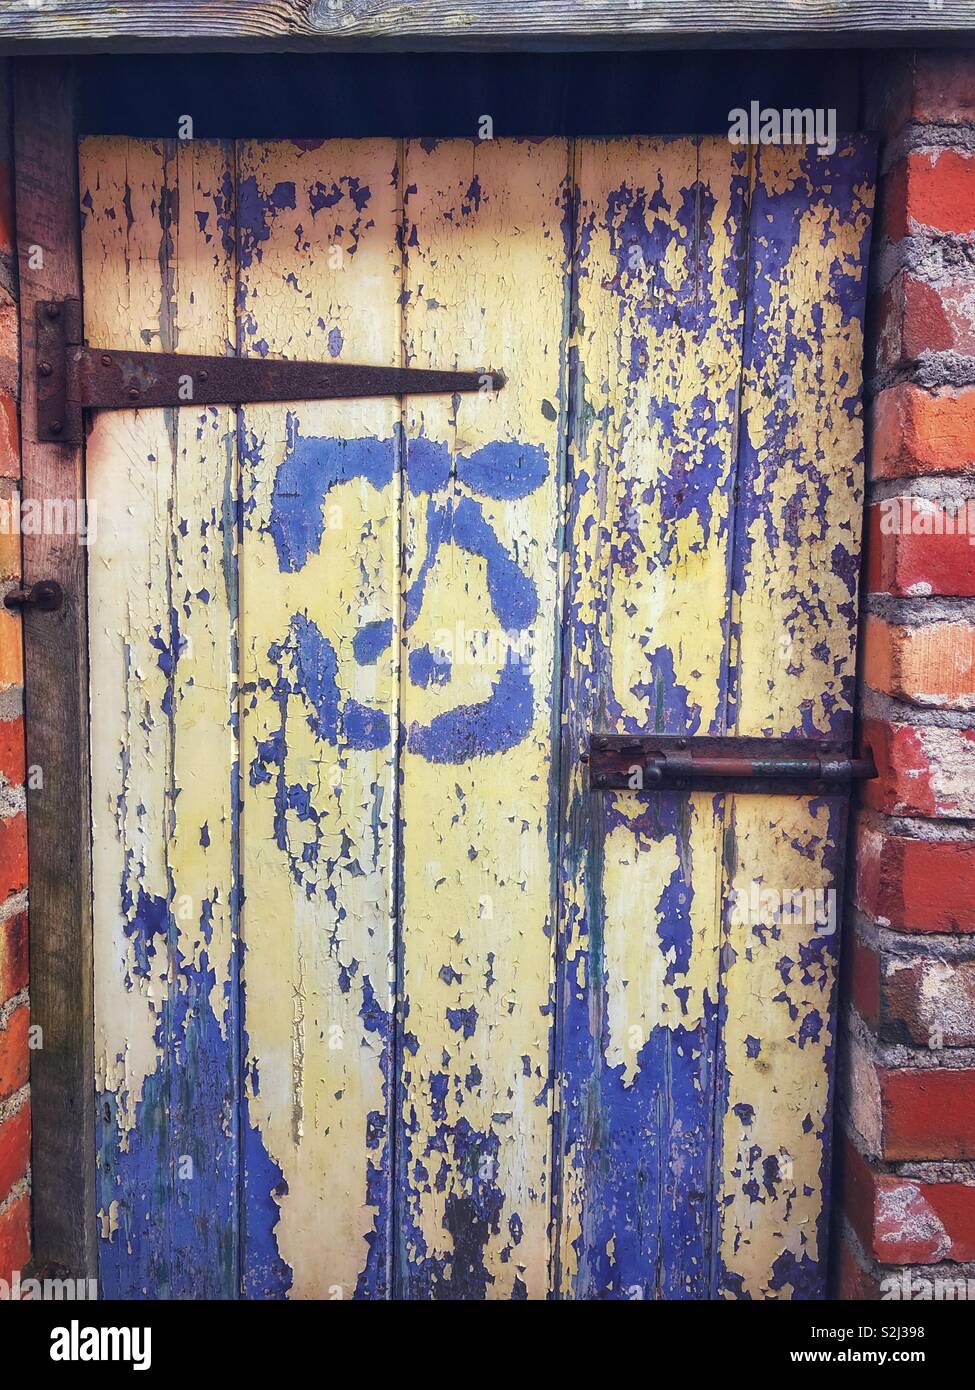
[237,138,401,1300]
[81,136,239,1297]
[556,138,749,1300]
[715,138,875,1299]
[2,0,973,51]
[395,138,568,1299]
[13,57,95,1280]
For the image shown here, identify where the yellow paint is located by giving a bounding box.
[81,134,871,1300]
[718,798,838,1298]
[82,137,237,1159]
[716,143,873,1297]
[396,138,568,1298]
[603,796,722,1086]
[237,139,401,1299]
[557,138,746,1292]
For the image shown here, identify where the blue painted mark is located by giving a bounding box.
[409,644,451,688]
[237,176,297,269]
[98,894,239,1298]
[269,422,393,573]
[407,655,532,763]
[241,1036,293,1298]
[353,618,393,666]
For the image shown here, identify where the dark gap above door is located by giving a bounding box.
[76,50,864,140]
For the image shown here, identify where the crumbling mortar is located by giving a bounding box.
[844,1010,975,1070]
[866,595,975,627]
[0,985,27,1030]
[869,474,975,502]
[879,120,975,177]
[0,1081,28,1128]
[861,685,975,728]
[870,233,975,294]
[867,349,975,399]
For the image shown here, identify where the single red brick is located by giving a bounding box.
[0,812,27,904]
[873,274,975,377]
[882,149,975,240]
[846,1135,975,1263]
[0,392,18,482]
[0,713,25,789]
[848,933,881,1028]
[871,384,975,479]
[866,52,975,135]
[861,719,975,818]
[842,1134,881,1251]
[0,1003,28,1103]
[0,910,27,1004]
[855,819,975,933]
[882,955,975,1048]
[0,610,23,691]
[882,1067,975,1159]
[0,1099,29,1203]
[862,614,975,707]
[913,52,975,125]
[866,499,975,596]
[0,1191,30,1284]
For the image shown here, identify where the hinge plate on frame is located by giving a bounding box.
[34,298,506,444]
[588,734,877,795]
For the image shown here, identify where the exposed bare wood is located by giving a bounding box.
[0,1,974,54]
[13,57,95,1279]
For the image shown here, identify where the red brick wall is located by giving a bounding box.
[838,50,975,1299]
[0,59,30,1285]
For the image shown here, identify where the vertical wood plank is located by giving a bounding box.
[396,138,569,1299]
[555,138,750,1299]
[81,136,239,1296]
[237,139,400,1299]
[715,138,875,1299]
[12,56,95,1279]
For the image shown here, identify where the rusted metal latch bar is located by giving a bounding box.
[588,734,877,795]
[34,298,506,445]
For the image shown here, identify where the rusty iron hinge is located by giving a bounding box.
[588,734,876,795]
[34,298,506,444]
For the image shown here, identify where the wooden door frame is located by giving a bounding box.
[1,2,974,52]
[10,45,888,1289]
[13,56,95,1280]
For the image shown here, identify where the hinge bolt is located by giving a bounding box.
[128,387,140,401]
[4,579,64,612]
[101,354,112,366]
[49,421,63,435]
[197,370,209,382]
[38,361,53,378]
[45,302,60,320]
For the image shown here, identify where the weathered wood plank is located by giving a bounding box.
[395,137,568,1299]
[2,1,974,51]
[555,137,749,1299]
[715,138,875,1299]
[13,56,95,1280]
[237,139,400,1299]
[81,136,239,1296]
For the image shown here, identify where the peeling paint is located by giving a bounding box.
[82,134,874,1300]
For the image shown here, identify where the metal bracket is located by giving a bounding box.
[588,734,876,795]
[34,297,506,444]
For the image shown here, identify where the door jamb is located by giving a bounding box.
[13,55,95,1280]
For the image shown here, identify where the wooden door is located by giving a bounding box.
[80,134,875,1299]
